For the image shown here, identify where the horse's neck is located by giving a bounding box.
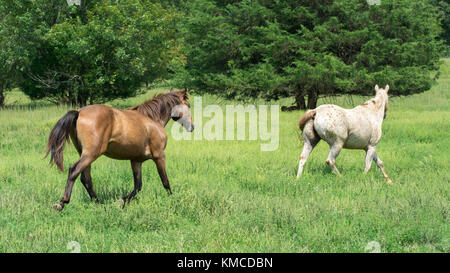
[133,103,173,127]
[369,96,386,122]
[157,106,173,128]
[162,116,172,127]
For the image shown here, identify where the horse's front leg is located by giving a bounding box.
[122,161,143,204]
[373,152,392,184]
[154,153,172,194]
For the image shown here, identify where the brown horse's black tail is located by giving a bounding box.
[45,110,79,172]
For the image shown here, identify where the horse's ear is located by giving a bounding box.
[182,88,189,99]
[385,85,389,93]
[375,84,379,91]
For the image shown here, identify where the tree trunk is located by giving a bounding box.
[67,92,76,107]
[0,88,4,109]
[307,90,318,109]
[295,93,306,110]
[80,0,88,25]
[79,98,87,107]
[77,94,87,107]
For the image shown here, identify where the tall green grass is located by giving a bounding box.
[0,60,448,252]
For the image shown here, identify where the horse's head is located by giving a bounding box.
[170,88,194,132]
[375,84,389,119]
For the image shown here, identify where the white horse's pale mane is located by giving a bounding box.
[360,96,383,110]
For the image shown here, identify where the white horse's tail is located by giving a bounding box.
[298,110,316,131]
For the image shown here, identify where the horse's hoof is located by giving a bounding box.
[116,199,125,207]
[387,179,393,185]
[53,203,64,211]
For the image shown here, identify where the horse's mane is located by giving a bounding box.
[128,91,185,120]
[360,97,384,110]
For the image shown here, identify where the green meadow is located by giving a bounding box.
[0,60,449,253]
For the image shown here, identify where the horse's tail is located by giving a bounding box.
[298,110,316,131]
[45,110,79,172]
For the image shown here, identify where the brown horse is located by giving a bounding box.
[45,89,194,211]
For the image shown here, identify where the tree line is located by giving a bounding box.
[0,0,448,109]
[0,0,181,107]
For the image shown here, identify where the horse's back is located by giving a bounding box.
[314,104,349,144]
[314,104,378,149]
[75,105,165,160]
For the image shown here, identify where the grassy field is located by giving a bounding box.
[0,60,449,253]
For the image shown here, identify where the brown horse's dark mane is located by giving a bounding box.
[128,91,187,121]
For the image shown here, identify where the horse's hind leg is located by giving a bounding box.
[364,146,376,173]
[73,140,98,202]
[54,154,97,211]
[80,165,98,202]
[297,120,320,179]
[326,142,343,176]
[373,152,392,184]
[122,161,143,204]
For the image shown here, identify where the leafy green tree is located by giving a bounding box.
[177,0,444,109]
[0,0,181,107]
[0,29,15,108]
[0,0,45,108]
[432,0,450,53]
